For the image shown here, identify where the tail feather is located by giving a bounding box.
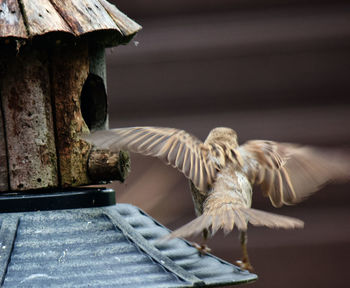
[223,206,235,233]
[241,208,304,229]
[163,207,304,241]
[162,214,213,241]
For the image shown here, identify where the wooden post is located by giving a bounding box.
[51,41,91,187]
[0,97,9,191]
[0,47,58,190]
[0,52,8,191]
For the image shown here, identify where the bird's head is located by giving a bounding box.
[205,127,238,147]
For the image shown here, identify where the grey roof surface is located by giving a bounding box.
[0,204,257,287]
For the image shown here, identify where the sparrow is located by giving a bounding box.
[85,127,350,271]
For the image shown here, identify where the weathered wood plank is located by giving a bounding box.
[20,0,71,36]
[1,0,140,41]
[0,98,9,192]
[98,0,142,36]
[1,48,58,190]
[0,0,27,38]
[50,0,121,35]
[51,41,91,187]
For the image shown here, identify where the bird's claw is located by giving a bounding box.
[192,242,211,256]
[235,259,254,272]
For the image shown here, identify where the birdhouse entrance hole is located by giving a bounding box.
[81,73,108,131]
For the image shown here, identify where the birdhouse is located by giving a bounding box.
[0,0,139,191]
[0,0,256,287]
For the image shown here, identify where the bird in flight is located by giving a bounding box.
[85,126,349,271]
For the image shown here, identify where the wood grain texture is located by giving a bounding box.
[1,48,58,190]
[0,98,9,191]
[51,41,91,187]
[0,0,141,42]
[20,0,71,36]
[50,0,120,35]
[0,0,27,38]
[88,149,130,182]
[98,0,141,36]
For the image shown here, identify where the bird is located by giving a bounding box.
[84,126,350,271]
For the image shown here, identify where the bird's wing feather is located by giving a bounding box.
[238,140,350,207]
[84,127,217,190]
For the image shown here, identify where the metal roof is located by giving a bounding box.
[0,203,257,287]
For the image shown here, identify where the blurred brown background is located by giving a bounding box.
[106,1,350,287]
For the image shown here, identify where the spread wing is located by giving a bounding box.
[84,127,218,191]
[238,140,350,207]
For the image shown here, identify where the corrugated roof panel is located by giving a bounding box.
[114,204,257,286]
[0,203,257,287]
[2,209,188,288]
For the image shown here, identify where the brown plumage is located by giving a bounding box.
[85,126,350,270]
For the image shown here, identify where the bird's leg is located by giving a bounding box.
[235,230,254,272]
[192,228,211,256]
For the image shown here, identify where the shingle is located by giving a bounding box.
[0,0,141,41]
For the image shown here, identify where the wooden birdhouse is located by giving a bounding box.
[0,0,140,192]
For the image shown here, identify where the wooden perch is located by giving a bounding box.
[88,149,130,183]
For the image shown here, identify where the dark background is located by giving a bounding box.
[106,1,350,287]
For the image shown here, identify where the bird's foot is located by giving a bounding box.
[235,259,254,272]
[192,242,211,256]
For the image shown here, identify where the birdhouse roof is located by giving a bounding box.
[0,190,257,287]
[0,0,141,44]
